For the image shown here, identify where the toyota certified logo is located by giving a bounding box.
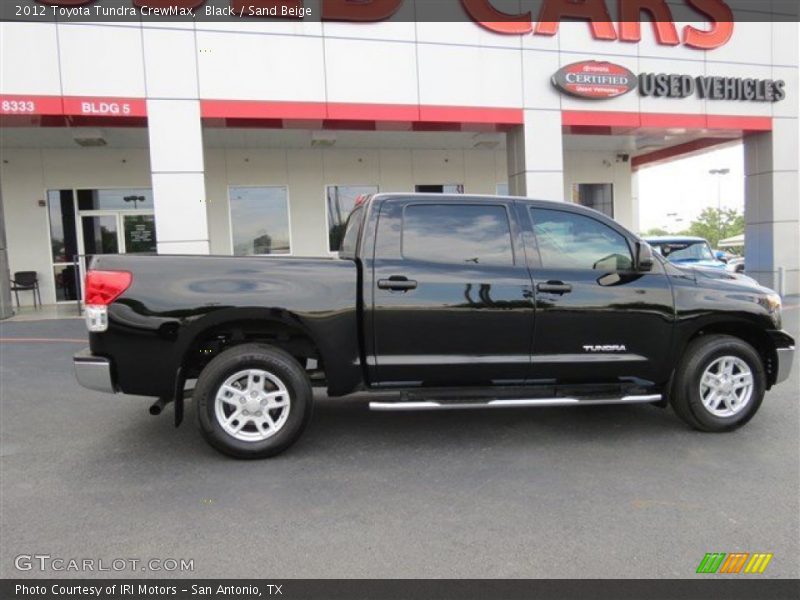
[552,61,637,100]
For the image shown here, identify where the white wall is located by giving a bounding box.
[563,151,636,230]
[0,148,151,305]
[0,144,508,302]
[205,146,508,256]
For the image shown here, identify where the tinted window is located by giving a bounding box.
[530,208,632,271]
[402,204,513,266]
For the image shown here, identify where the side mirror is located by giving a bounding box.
[636,241,654,272]
[715,251,728,263]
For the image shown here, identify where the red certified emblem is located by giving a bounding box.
[552,61,638,100]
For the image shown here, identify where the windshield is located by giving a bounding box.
[652,240,716,262]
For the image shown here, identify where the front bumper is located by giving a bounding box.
[74,348,116,393]
[775,346,795,385]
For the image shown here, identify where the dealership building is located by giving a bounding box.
[0,4,798,309]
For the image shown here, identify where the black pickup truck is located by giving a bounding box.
[74,194,795,458]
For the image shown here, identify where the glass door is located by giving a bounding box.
[122,214,157,253]
[81,213,120,255]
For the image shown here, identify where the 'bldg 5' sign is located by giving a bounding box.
[36,0,735,50]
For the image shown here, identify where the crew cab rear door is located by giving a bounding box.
[522,204,674,386]
[367,196,535,387]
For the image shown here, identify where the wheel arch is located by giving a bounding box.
[177,308,324,382]
[682,319,779,389]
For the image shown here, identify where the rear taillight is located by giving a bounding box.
[84,270,131,332]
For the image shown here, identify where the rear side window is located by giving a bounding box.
[402,204,514,266]
[530,208,633,271]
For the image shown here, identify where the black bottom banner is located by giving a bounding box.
[2,579,799,600]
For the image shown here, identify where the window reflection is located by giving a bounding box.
[77,189,153,211]
[530,208,632,271]
[48,190,77,263]
[402,204,514,266]
[327,185,378,252]
[229,187,291,256]
[572,183,614,218]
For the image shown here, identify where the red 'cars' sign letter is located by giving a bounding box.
[683,0,734,49]
[618,0,680,45]
[534,0,618,41]
[133,1,206,8]
[459,0,533,35]
[36,0,95,5]
[322,0,404,21]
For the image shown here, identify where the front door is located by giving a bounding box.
[524,206,674,386]
[369,197,534,387]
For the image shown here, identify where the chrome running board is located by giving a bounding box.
[369,394,662,411]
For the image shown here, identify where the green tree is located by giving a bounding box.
[642,227,670,237]
[685,207,745,248]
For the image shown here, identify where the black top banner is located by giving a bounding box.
[1,0,798,24]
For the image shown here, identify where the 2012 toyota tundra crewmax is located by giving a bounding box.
[74,194,795,458]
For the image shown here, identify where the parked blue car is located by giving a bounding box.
[644,236,728,269]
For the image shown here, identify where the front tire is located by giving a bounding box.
[670,334,765,432]
[195,344,313,458]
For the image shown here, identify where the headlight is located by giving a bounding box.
[765,293,782,313]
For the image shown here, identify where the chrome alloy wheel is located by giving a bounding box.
[699,356,754,418]
[214,369,291,442]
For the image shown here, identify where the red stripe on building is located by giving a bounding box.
[0,94,146,118]
[0,94,64,116]
[200,100,327,120]
[200,100,523,127]
[62,96,147,118]
[632,138,739,170]
[563,110,773,132]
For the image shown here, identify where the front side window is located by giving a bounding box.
[327,185,378,252]
[530,208,633,271]
[402,204,514,266]
[229,187,290,256]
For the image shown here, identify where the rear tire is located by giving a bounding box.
[670,334,765,432]
[195,343,313,458]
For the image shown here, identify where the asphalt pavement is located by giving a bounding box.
[1,304,798,579]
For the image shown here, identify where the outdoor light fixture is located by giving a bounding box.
[124,195,147,209]
[72,129,107,147]
[310,131,337,148]
[472,133,502,149]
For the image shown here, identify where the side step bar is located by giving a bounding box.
[369,394,662,412]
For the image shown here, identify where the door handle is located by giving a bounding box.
[378,276,418,291]
[536,281,572,294]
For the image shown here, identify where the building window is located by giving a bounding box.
[77,188,153,211]
[402,204,514,266]
[47,190,79,302]
[326,185,378,252]
[572,183,614,218]
[229,186,291,256]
